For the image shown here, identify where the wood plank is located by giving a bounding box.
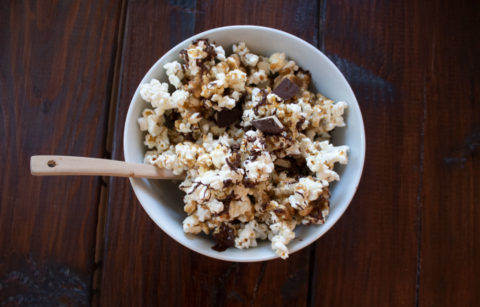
[99,0,319,305]
[194,0,319,45]
[310,1,423,305]
[0,1,123,305]
[420,1,480,305]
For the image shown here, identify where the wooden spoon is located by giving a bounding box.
[30,155,184,180]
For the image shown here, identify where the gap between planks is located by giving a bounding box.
[414,66,427,307]
[91,0,129,305]
[307,1,326,306]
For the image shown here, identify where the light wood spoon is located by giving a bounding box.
[30,155,184,180]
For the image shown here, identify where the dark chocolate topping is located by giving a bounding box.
[179,49,188,63]
[253,89,268,115]
[215,192,236,217]
[221,192,235,207]
[196,58,207,74]
[223,179,233,188]
[307,196,330,224]
[225,153,241,170]
[274,156,309,177]
[223,88,233,96]
[212,223,235,252]
[192,38,210,45]
[164,111,180,129]
[182,133,195,142]
[243,178,256,188]
[186,182,201,195]
[250,150,261,161]
[296,116,306,130]
[272,77,300,100]
[205,43,216,61]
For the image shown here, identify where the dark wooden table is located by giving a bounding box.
[1,1,479,306]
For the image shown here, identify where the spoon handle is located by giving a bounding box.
[30,155,183,180]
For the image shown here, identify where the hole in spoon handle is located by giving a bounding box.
[47,160,56,168]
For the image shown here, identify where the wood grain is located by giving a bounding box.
[98,0,319,306]
[310,1,423,305]
[0,1,122,305]
[420,1,480,306]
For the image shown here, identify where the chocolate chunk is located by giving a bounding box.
[214,108,242,127]
[252,115,284,134]
[242,125,255,133]
[273,76,300,100]
[212,223,236,252]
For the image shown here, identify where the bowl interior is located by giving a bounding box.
[124,26,365,262]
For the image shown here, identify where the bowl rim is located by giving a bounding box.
[124,25,366,262]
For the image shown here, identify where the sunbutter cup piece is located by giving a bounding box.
[214,108,243,127]
[251,115,284,134]
[272,76,300,100]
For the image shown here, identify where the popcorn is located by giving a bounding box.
[235,220,260,248]
[269,52,287,72]
[244,53,259,67]
[243,153,274,182]
[248,69,267,85]
[226,69,247,91]
[137,39,349,259]
[214,45,226,61]
[206,199,224,214]
[163,61,184,89]
[140,80,170,110]
[211,94,236,110]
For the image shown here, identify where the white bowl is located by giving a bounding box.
[124,25,365,262]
